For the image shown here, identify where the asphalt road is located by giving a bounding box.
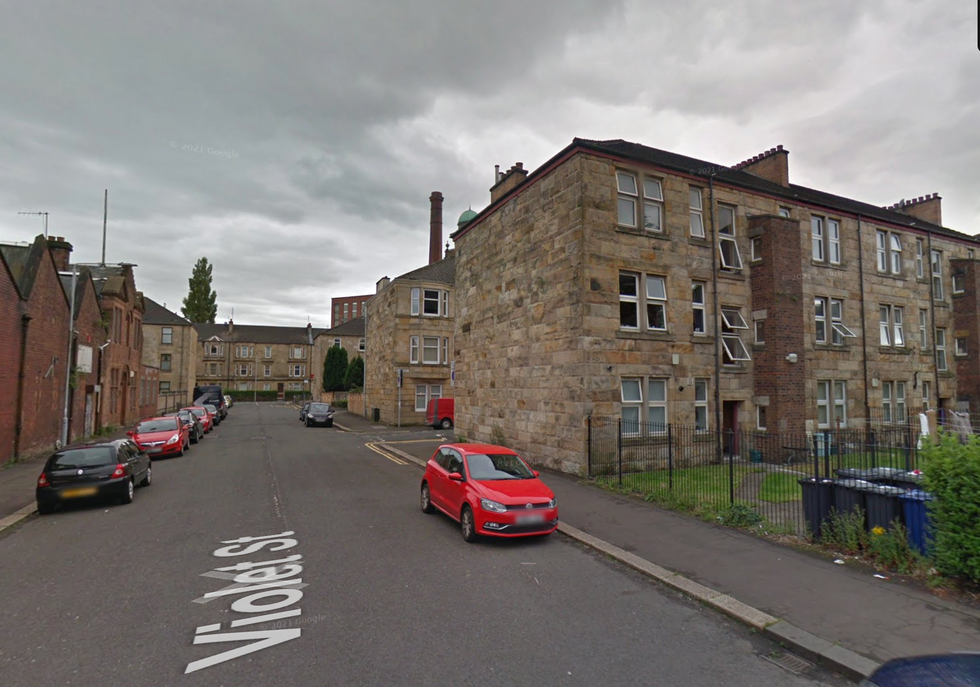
[0,403,848,687]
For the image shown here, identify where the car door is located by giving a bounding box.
[427,448,453,512]
[442,449,468,519]
[126,441,147,480]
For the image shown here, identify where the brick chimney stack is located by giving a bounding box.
[429,191,444,265]
[884,193,942,226]
[733,146,789,187]
[47,236,73,272]
[490,162,529,204]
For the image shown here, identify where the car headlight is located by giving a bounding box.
[480,498,507,513]
[548,497,557,509]
[166,433,180,445]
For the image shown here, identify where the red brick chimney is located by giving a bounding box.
[47,236,73,272]
[429,191,443,265]
[733,146,789,187]
[884,193,942,226]
[490,162,529,204]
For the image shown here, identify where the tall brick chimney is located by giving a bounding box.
[429,191,443,265]
[490,162,529,204]
[47,236,73,272]
[733,146,789,187]
[884,193,942,226]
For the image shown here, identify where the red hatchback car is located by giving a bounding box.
[420,443,558,542]
[128,416,190,458]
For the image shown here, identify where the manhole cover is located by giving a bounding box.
[762,651,813,675]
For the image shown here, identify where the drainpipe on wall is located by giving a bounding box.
[709,176,722,463]
[857,214,870,420]
[927,229,940,414]
[14,314,32,458]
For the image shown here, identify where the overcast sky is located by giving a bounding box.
[2,0,977,326]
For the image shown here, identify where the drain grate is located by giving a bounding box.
[762,651,813,675]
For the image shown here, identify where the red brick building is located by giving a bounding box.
[0,236,105,461]
[331,294,372,329]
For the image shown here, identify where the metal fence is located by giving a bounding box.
[586,417,930,535]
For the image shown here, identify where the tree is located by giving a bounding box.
[345,355,364,391]
[322,345,349,392]
[181,257,218,323]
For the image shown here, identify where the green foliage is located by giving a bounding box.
[921,432,980,583]
[332,400,348,409]
[820,508,868,554]
[181,257,218,323]
[490,423,506,447]
[867,523,921,574]
[717,504,764,528]
[344,356,364,391]
[322,345,349,392]
[759,473,802,503]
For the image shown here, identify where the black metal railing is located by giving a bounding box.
[586,417,934,535]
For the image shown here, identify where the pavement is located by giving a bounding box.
[327,410,980,682]
[5,407,979,682]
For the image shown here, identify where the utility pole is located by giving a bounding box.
[18,211,49,237]
[101,190,108,265]
[61,265,78,447]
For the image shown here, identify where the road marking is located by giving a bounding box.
[364,442,408,465]
[382,438,446,445]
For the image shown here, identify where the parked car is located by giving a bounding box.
[426,398,455,429]
[299,402,311,422]
[193,385,227,420]
[420,443,558,542]
[183,406,213,433]
[128,416,190,458]
[36,439,152,514]
[860,652,980,686]
[203,403,221,427]
[305,403,335,427]
[172,409,204,444]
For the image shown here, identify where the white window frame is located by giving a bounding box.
[932,249,944,300]
[717,205,742,270]
[264,364,271,377]
[647,379,668,434]
[778,207,792,218]
[160,354,171,372]
[442,337,449,365]
[689,187,705,238]
[263,383,271,391]
[813,217,825,262]
[876,230,888,272]
[333,338,341,348]
[358,338,365,352]
[423,289,441,317]
[415,385,428,412]
[159,380,171,393]
[289,364,306,378]
[813,215,841,265]
[879,305,904,347]
[161,327,173,345]
[692,282,706,335]
[890,233,902,275]
[290,346,304,359]
[411,287,420,316]
[756,405,767,432]
[720,308,751,363]
[953,272,965,294]
[695,379,709,432]
[750,236,762,262]
[208,362,220,377]
[442,291,449,317]
[956,336,968,356]
[619,272,668,332]
[919,310,929,350]
[828,298,855,344]
[352,302,357,318]
[916,239,925,279]
[815,298,827,343]
[343,303,348,319]
[422,336,440,364]
[264,346,273,358]
[922,380,931,411]
[409,336,419,364]
[237,364,253,377]
[620,378,643,436]
[936,329,948,371]
[616,171,664,233]
[817,380,847,429]
[754,319,765,345]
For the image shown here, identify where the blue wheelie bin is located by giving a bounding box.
[899,490,934,555]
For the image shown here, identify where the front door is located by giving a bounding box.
[722,401,740,456]
[277,382,285,401]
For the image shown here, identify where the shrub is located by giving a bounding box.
[717,504,763,528]
[333,400,348,409]
[821,508,868,554]
[920,432,980,583]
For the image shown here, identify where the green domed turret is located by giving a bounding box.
[458,208,478,229]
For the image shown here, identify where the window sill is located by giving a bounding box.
[875,271,906,281]
[934,301,950,308]
[811,261,848,270]
[721,364,750,373]
[878,347,913,355]
[615,226,671,241]
[813,344,853,351]
[718,270,746,282]
[616,330,676,342]
[688,237,711,248]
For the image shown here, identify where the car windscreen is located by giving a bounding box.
[49,447,116,469]
[203,404,217,412]
[465,453,535,480]
[188,408,206,417]
[136,419,178,433]
[309,404,331,412]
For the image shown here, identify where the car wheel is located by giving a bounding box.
[326,420,333,428]
[37,502,56,515]
[120,478,135,505]
[440,418,453,430]
[139,466,152,487]
[420,483,435,514]
[177,442,184,457]
[460,505,478,543]
[306,419,311,427]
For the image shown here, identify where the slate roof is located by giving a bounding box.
[0,238,46,299]
[58,268,95,320]
[143,297,191,326]
[453,137,977,244]
[319,317,365,337]
[393,253,455,286]
[194,323,328,345]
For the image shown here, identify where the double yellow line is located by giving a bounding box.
[364,442,407,465]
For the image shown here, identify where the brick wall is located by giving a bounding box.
[952,259,979,409]
[0,256,23,461]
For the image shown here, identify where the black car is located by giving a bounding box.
[172,409,205,444]
[860,653,980,686]
[36,440,152,514]
[299,402,311,422]
[305,403,335,427]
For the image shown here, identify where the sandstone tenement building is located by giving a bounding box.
[450,139,979,473]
